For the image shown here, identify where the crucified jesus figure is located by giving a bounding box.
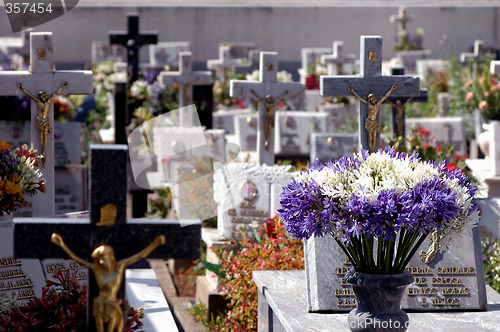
[388,97,413,137]
[51,233,166,332]
[250,89,289,151]
[18,82,68,166]
[348,85,397,153]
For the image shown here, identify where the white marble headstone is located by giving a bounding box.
[213,163,292,240]
[310,133,358,163]
[274,111,328,156]
[235,114,258,152]
[149,41,190,68]
[212,108,252,135]
[320,103,357,133]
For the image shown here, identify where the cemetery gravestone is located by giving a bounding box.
[212,108,252,135]
[230,51,305,165]
[320,35,421,154]
[460,39,487,63]
[320,102,357,133]
[310,133,358,163]
[274,111,328,157]
[320,41,356,76]
[384,67,428,139]
[207,45,243,83]
[406,117,467,157]
[149,41,190,69]
[0,32,93,217]
[305,225,487,312]
[90,41,126,64]
[298,47,331,84]
[213,162,292,240]
[390,7,414,32]
[235,114,258,152]
[109,13,158,83]
[234,49,261,75]
[220,42,257,60]
[14,145,201,330]
[159,52,213,126]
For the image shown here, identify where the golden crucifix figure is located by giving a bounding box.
[250,89,289,151]
[18,82,68,166]
[388,97,413,137]
[51,233,166,332]
[419,230,441,264]
[348,85,397,153]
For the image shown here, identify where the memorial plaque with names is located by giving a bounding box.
[213,162,292,240]
[305,226,486,312]
[54,122,82,166]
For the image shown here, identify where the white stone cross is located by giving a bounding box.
[320,41,356,76]
[159,51,213,126]
[390,7,414,32]
[207,45,242,83]
[460,40,486,63]
[230,52,305,165]
[320,35,420,153]
[0,32,93,216]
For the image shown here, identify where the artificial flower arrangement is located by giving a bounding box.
[0,140,45,216]
[464,65,500,123]
[392,28,424,52]
[279,147,479,274]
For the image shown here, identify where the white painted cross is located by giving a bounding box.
[207,45,242,83]
[320,41,356,76]
[0,32,93,216]
[320,35,421,153]
[230,52,305,165]
[390,7,414,32]
[159,51,213,126]
[460,40,486,63]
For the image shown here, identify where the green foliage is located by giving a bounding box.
[214,217,305,331]
[482,238,500,293]
[146,188,173,219]
[0,269,144,331]
[187,302,228,332]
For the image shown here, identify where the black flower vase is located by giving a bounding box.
[344,269,414,332]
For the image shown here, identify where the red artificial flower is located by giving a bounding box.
[305,74,319,90]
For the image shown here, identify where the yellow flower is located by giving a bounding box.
[0,140,11,151]
[4,180,21,195]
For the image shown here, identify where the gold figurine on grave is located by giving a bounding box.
[348,85,397,153]
[419,230,441,264]
[387,97,413,137]
[51,233,166,332]
[250,90,289,151]
[18,82,68,166]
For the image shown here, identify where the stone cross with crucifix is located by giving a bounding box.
[109,13,158,83]
[14,145,201,331]
[390,7,414,32]
[159,51,213,126]
[230,52,305,165]
[320,41,356,76]
[207,45,242,83]
[383,67,428,139]
[0,32,93,217]
[320,35,421,153]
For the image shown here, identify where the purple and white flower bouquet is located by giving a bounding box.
[278,147,480,274]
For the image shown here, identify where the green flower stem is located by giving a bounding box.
[384,240,394,273]
[395,230,420,270]
[399,233,429,272]
[362,234,375,274]
[335,237,361,271]
[351,236,367,271]
[377,237,383,273]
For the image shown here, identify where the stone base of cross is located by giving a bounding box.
[320,36,421,153]
[14,145,201,331]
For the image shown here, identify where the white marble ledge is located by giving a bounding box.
[253,270,500,332]
[126,269,178,332]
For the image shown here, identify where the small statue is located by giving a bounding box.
[51,233,166,332]
[387,97,413,137]
[419,230,441,264]
[250,90,289,151]
[18,82,68,166]
[348,85,397,153]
